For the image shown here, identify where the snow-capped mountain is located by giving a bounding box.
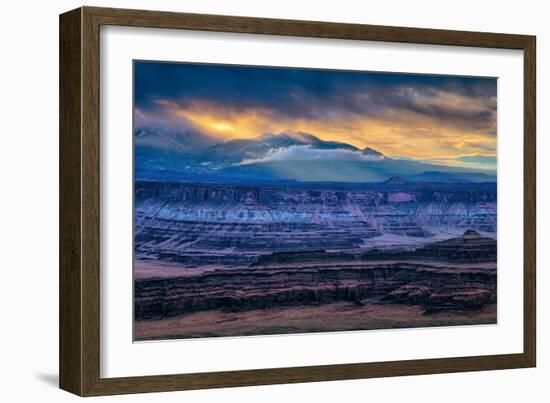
[135,127,218,153]
[196,131,362,167]
[362,147,384,159]
[135,127,495,183]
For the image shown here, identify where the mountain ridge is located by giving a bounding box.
[134,126,496,183]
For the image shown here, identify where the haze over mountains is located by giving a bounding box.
[135,127,496,184]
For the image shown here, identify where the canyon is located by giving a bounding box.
[133,180,497,340]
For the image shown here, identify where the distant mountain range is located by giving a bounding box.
[135,127,496,184]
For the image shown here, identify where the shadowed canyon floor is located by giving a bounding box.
[135,302,497,340]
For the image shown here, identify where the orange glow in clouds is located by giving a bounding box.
[165,98,495,161]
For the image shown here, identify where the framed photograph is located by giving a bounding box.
[59,6,536,396]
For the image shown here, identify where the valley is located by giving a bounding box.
[134,179,497,340]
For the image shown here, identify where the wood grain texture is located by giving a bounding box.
[59,8,82,396]
[86,6,532,49]
[59,6,537,396]
[81,6,102,396]
[523,38,536,367]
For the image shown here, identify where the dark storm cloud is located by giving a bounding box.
[134,61,497,130]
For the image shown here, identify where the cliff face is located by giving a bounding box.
[135,181,497,267]
[136,181,497,206]
[134,228,497,322]
[133,182,497,331]
[364,230,497,263]
[134,261,496,320]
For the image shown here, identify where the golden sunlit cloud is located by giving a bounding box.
[210,122,235,132]
[156,97,495,163]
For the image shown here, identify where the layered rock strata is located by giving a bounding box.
[134,261,496,320]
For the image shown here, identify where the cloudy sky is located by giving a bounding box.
[134,61,497,170]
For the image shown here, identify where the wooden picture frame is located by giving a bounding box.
[59,6,536,396]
